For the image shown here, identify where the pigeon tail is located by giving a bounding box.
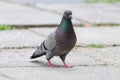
[30,52,46,59]
[31,55,39,59]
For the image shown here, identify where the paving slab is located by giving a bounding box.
[0,27,120,48]
[0,47,119,67]
[0,48,101,67]
[0,30,45,48]
[0,47,120,80]
[36,3,120,24]
[0,1,81,25]
[29,27,120,46]
[0,75,11,80]
[0,66,120,80]
[75,47,120,67]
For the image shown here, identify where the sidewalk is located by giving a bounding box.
[0,1,81,26]
[0,27,120,48]
[0,0,120,26]
[0,46,120,80]
[0,27,120,80]
[0,1,120,80]
[36,3,120,24]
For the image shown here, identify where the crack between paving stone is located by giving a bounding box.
[0,64,111,68]
[0,66,45,68]
[28,29,47,37]
[0,73,15,80]
[0,44,120,50]
[76,44,120,48]
[0,46,37,50]
[14,25,59,28]
[73,17,91,26]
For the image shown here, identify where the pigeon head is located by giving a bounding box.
[59,10,73,32]
[63,10,72,20]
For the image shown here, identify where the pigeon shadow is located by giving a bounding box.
[30,60,47,67]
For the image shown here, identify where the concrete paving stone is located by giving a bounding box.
[0,47,120,80]
[0,66,120,80]
[36,3,120,24]
[75,47,120,67]
[0,30,45,48]
[0,1,57,25]
[0,47,119,68]
[0,48,102,67]
[0,73,14,80]
[29,27,120,46]
[0,1,81,25]
[0,75,10,80]
[29,27,56,36]
[0,1,36,12]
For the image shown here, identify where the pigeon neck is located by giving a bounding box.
[60,17,73,32]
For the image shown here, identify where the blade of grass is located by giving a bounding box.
[0,25,15,30]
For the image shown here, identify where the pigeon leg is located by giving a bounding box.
[46,54,54,67]
[60,54,72,68]
[47,60,54,67]
[63,62,72,68]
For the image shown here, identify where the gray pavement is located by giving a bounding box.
[0,1,81,25]
[0,0,120,25]
[0,1,120,80]
[36,3,120,24]
[0,47,120,80]
[0,1,61,25]
[29,27,120,46]
[0,27,120,80]
[0,27,120,48]
[0,29,45,48]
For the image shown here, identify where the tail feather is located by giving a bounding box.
[31,40,48,59]
[31,53,45,59]
[30,49,46,59]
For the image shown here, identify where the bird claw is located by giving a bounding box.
[63,63,72,68]
[48,63,54,67]
[48,61,72,68]
[48,60,54,67]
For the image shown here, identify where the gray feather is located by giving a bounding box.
[31,32,56,59]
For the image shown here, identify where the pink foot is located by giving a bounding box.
[63,63,72,68]
[48,60,54,67]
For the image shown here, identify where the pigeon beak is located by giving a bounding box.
[69,15,72,19]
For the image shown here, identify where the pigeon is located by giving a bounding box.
[31,10,77,68]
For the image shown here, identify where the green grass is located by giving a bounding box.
[92,23,98,27]
[90,44,105,48]
[0,25,15,30]
[92,22,120,27]
[85,0,120,3]
[106,22,120,26]
[99,63,109,66]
